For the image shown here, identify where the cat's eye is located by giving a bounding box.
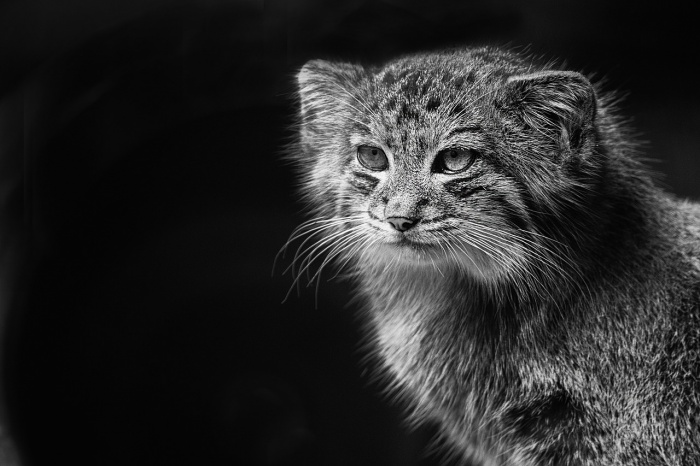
[357,145,389,171]
[434,148,477,173]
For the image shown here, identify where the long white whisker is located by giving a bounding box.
[330,231,377,280]
[295,227,362,282]
[435,229,485,279]
[307,226,368,285]
[276,216,361,268]
[280,216,364,276]
[279,215,366,302]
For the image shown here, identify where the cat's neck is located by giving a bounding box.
[359,260,540,348]
[357,263,524,424]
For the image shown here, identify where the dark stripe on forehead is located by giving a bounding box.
[397,102,420,124]
[426,97,441,112]
[461,71,477,87]
[400,72,421,94]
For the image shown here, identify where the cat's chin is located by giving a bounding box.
[369,238,504,282]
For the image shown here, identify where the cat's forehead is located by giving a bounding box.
[373,61,475,106]
[376,62,475,94]
[346,49,534,159]
[367,52,516,128]
[373,48,524,92]
[365,56,499,156]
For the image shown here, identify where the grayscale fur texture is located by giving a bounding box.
[284,46,700,465]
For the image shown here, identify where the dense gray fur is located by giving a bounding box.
[287,46,700,465]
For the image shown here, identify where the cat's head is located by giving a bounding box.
[290,47,601,284]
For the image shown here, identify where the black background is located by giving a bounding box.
[0,1,699,465]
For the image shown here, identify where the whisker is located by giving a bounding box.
[331,233,377,280]
[275,216,359,270]
[279,215,366,302]
[281,216,363,275]
[441,231,488,279]
[306,226,368,285]
[294,227,361,284]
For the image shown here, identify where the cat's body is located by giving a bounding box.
[288,47,700,465]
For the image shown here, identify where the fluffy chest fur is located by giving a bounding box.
[359,236,699,464]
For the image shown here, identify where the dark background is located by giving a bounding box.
[0,1,698,465]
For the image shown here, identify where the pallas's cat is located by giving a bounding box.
[286,47,700,465]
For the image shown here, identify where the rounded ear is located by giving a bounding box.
[502,71,597,156]
[297,60,365,121]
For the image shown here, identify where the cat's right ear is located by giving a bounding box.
[297,60,365,123]
[499,71,597,162]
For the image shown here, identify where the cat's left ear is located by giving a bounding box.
[297,60,366,122]
[501,71,597,157]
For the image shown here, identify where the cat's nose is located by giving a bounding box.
[386,217,416,232]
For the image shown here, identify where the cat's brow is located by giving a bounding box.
[448,126,482,136]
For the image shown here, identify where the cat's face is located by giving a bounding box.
[291,49,597,283]
[337,91,526,280]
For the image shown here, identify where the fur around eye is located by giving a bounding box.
[357,145,388,171]
[435,148,477,173]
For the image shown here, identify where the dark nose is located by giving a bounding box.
[387,217,416,232]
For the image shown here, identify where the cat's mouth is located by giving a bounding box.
[366,217,455,256]
[377,231,501,279]
[379,229,439,253]
[367,220,431,246]
[367,221,503,274]
[378,237,443,265]
[388,234,424,248]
